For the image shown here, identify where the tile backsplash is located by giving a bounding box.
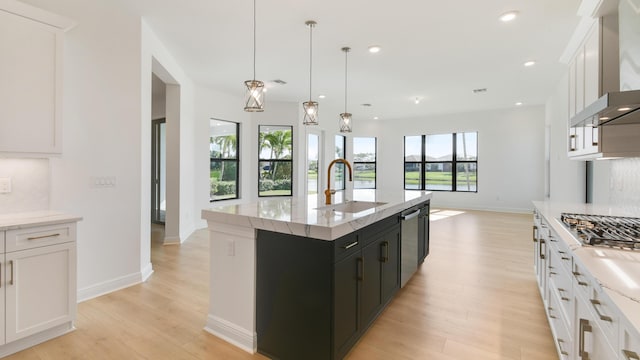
[0,158,49,214]
[610,158,640,212]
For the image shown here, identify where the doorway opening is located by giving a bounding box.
[151,118,166,224]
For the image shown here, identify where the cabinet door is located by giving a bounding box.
[418,203,429,264]
[0,9,63,154]
[575,294,617,360]
[5,242,76,343]
[569,58,577,118]
[360,238,383,330]
[619,317,640,360]
[333,251,360,359]
[381,227,400,304]
[583,23,600,107]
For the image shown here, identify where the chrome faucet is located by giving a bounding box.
[325,158,353,205]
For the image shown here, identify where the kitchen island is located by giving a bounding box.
[201,190,431,357]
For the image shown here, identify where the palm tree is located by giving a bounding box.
[212,135,236,180]
[263,130,292,180]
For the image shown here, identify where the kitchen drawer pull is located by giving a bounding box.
[549,237,558,243]
[572,271,588,286]
[570,134,577,152]
[9,260,14,286]
[401,209,420,221]
[539,239,545,260]
[357,257,364,281]
[579,318,592,360]
[342,241,358,250]
[557,338,569,356]
[589,299,612,322]
[27,233,61,241]
[532,226,538,242]
[622,350,640,360]
[558,288,570,301]
[380,241,389,263]
[547,306,556,319]
[592,126,598,146]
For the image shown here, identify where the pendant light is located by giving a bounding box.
[339,47,352,133]
[302,20,319,125]
[244,0,264,112]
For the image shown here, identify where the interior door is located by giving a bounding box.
[151,118,166,224]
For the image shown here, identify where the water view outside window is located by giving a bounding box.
[353,137,376,189]
[404,132,477,192]
[210,119,239,201]
[334,135,346,190]
[259,125,293,196]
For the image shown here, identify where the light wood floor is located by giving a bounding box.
[6,210,557,360]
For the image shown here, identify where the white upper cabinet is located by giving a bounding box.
[0,1,74,155]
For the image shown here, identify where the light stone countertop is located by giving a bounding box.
[533,200,640,337]
[202,190,432,240]
[0,210,82,231]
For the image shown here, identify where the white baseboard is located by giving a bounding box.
[141,262,154,282]
[0,322,73,358]
[77,271,143,303]
[204,315,256,354]
[163,235,181,244]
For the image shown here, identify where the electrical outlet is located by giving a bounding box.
[0,177,12,194]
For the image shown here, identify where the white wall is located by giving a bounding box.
[362,107,545,213]
[545,73,586,203]
[0,158,49,214]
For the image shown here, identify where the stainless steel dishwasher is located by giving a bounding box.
[400,206,420,287]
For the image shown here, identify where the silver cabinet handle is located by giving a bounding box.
[27,233,61,241]
[547,306,557,319]
[539,239,545,260]
[401,209,420,221]
[579,318,592,360]
[590,299,612,322]
[9,260,14,286]
[558,251,570,261]
[342,241,358,250]
[569,134,577,151]
[533,225,538,242]
[592,126,598,146]
[557,338,569,356]
[380,241,389,263]
[622,350,640,360]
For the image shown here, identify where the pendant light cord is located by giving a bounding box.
[344,49,348,113]
[309,24,313,101]
[252,0,256,81]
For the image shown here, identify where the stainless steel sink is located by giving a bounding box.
[315,201,387,213]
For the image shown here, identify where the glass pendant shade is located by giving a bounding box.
[303,100,319,125]
[244,80,265,112]
[339,112,352,133]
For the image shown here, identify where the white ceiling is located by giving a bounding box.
[132,0,582,120]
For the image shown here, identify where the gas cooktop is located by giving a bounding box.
[560,213,640,250]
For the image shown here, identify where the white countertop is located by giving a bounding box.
[0,210,82,231]
[202,190,432,240]
[533,201,640,335]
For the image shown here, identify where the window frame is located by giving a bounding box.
[210,119,240,202]
[258,125,294,197]
[353,137,377,190]
[404,132,478,192]
[334,134,346,191]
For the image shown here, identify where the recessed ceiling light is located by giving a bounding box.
[368,45,381,53]
[618,107,632,111]
[318,95,326,99]
[414,97,421,104]
[600,116,610,120]
[515,102,523,106]
[499,11,519,22]
[524,60,536,67]
[373,116,379,120]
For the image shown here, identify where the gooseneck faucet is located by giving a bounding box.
[325,158,353,205]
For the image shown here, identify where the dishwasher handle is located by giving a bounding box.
[401,209,421,221]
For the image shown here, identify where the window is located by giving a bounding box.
[259,125,293,196]
[210,119,239,201]
[404,132,477,192]
[307,133,319,196]
[353,137,376,189]
[334,135,346,190]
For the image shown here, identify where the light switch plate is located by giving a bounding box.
[0,177,12,194]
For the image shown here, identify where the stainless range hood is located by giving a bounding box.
[570,89,640,127]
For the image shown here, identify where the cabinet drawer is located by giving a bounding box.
[547,287,573,359]
[5,222,76,252]
[334,233,360,262]
[588,287,619,349]
[360,215,399,246]
[619,317,640,360]
[548,252,573,329]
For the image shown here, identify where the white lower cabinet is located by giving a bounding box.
[575,292,618,360]
[619,317,640,360]
[0,221,77,356]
